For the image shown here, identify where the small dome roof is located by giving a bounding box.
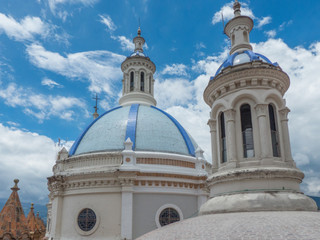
[130,50,146,57]
[212,50,278,79]
[69,104,198,157]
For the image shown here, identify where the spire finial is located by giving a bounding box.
[31,203,34,210]
[11,179,20,191]
[233,0,241,17]
[133,26,145,52]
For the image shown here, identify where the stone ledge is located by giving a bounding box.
[200,192,318,214]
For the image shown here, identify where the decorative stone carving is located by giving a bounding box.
[255,104,268,117]
[279,107,290,121]
[224,109,236,122]
[207,119,217,132]
[204,66,290,106]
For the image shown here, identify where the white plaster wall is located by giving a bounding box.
[59,193,121,240]
[132,193,198,239]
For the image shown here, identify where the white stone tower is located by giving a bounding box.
[201,0,317,213]
[119,27,157,106]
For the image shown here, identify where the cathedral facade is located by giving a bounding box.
[45,28,209,240]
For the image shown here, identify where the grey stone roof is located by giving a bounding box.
[138,211,320,240]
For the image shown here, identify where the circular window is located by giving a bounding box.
[77,208,96,232]
[159,207,180,226]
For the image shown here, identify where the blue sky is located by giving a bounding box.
[0,0,319,204]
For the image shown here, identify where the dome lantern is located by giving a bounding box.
[224,0,253,54]
[119,28,157,106]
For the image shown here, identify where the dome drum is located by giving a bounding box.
[204,67,290,107]
[121,55,156,73]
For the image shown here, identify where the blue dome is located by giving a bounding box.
[130,50,146,57]
[211,50,278,79]
[69,104,198,157]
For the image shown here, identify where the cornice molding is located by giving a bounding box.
[204,65,290,107]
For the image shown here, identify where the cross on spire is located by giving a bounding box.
[92,93,100,119]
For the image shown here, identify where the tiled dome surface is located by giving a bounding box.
[212,50,278,78]
[69,104,198,156]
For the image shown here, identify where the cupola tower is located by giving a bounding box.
[201,0,317,214]
[119,28,156,106]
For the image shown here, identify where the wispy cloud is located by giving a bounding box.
[0,83,87,122]
[256,16,271,28]
[111,35,135,51]
[99,15,147,52]
[196,42,206,50]
[41,77,63,89]
[265,30,276,38]
[0,13,69,45]
[212,2,254,25]
[99,14,116,32]
[161,63,188,77]
[279,20,293,31]
[26,44,125,94]
[48,0,98,20]
[211,2,270,30]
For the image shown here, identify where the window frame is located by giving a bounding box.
[75,207,100,236]
[130,71,134,92]
[219,112,227,163]
[155,204,183,228]
[268,104,281,157]
[240,104,255,158]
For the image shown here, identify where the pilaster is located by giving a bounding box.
[207,119,218,171]
[120,178,135,240]
[279,107,293,162]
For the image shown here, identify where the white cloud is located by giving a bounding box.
[196,42,206,50]
[212,2,254,25]
[41,77,63,89]
[0,14,50,42]
[99,14,116,32]
[0,83,87,122]
[279,20,293,31]
[112,35,135,51]
[26,44,125,94]
[161,64,188,77]
[6,121,20,127]
[155,78,194,109]
[48,0,98,19]
[0,124,58,202]
[211,2,270,30]
[265,30,276,38]
[256,16,271,28]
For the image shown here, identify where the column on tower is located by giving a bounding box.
[279,107,294,162]
[224,109,237,165]
[255,104,272,159]
[207,119,218,171]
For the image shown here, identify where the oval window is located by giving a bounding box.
[77,208,96,232]
[159,207,180,226]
